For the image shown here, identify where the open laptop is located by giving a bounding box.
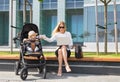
[56,37,70,45]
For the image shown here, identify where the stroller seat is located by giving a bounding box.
[23,39,42,56]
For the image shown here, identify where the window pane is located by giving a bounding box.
[29,0,33,3]
[66,2,74,8]
[5,0,9,4]
[0,1,3,4]
[51,0,57,2]
[66,0,74,2]
[76,0,83,1]
[44,0,49,2]
[51,15,57,31]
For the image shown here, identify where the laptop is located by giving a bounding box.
[56,37,70,45]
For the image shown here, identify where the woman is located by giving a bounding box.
[43,21,73,76]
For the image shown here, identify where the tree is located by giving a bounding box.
[100,0,112,54]
[38,0,43,2]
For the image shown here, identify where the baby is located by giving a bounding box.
[23,30,43,52]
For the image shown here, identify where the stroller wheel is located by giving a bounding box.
[15,61,20,75]
[39,65,47,79]
[20,68,28,80]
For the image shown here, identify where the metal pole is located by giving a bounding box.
[30,5,32,23]
[10,0,13,54]
[26,0,32,23]
[95,0,99,55]
[23,0,26,24]
[114,0,118,54]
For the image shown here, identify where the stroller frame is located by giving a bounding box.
[14,23,47,80]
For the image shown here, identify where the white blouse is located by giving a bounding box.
[44,31,73,49]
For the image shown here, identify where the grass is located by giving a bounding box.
[83,52,120,58]
[0,51,120,58]
[0,51,19,56]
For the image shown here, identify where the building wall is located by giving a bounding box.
[0,0,9,46]
[40,0,84,46]
[0,12,9,45]
[0,0,84,47]
[84,0,120,52]
[2,0,120,52]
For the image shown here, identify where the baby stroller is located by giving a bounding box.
[14,23,46,80]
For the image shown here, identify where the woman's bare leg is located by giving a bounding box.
[61,46,71,72]
[57,49,63,76]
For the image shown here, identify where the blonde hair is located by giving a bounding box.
[52,21,66,36]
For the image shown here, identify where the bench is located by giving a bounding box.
[1,55,120,62]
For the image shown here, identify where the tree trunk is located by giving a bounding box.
[95,0,99,55]
[100,0,112,54]
[104,4,107,54]
[114,0,118,55]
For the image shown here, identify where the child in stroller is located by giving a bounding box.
[23,30,43,53]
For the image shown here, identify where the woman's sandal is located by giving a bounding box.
[65,66,71,72]
[57,69,62,76]
[57,73,62,76]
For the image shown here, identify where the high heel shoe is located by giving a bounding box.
[65,66,71,72]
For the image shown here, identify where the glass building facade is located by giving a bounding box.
[84,0,120,42]
[40,0,84,45]
[0,0,9,45]
[1,0,120,51]
[16,0,33,33]
[0,0,83,46]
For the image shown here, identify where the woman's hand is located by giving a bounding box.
[39,35,47,39]
[23,38,27,42]
[42,35,47,39]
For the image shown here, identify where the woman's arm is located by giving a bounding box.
[39,34,56,42]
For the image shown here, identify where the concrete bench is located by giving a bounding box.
[1,55,120,62]
[1,55,120,75]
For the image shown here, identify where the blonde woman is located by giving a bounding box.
[43,21,73,76]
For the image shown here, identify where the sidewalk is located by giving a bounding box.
[0,71,120,82]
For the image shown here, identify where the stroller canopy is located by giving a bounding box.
[20,23,39,42]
